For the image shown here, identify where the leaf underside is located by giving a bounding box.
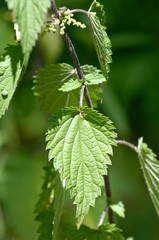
[138,138,159,217]
[65,223,124,240]
[46,107,116,226]
[88,1,112,79]
[6,0,50,55]
[0,45,25,118]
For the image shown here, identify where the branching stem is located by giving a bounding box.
[51,0,92,109]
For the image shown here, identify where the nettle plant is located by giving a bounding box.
[0,0,159,239]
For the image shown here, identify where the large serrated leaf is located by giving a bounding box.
[65,223,124,240]
[35,161,65,240]
[138,138,159,217]
[6,0,50,56]
[88,1,112,79]
[46,107,116,226]
[34,63,79,114]
[0,45,26,118]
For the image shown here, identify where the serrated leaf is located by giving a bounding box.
[59,72,106,93]
[138,138,159,217]
[34,63,79,114]
[46,107,116,226]
[6,0,50,56]
[110,201,125,218]
[88,1,112,79]
[85,73,106,85]
[35,161,65,240]
[89,0,106,26]
[59,78,82,92]
[0,45,26,118]
[81,64,101,75]
[65,223,124,240]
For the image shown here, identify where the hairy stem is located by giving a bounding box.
[98,206,109,227]
[116,140,138,153]
[66,9,88,15]
[104,172,114,224]
[51,0,92,108]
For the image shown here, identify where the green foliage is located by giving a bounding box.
[59,78,82,92]
[6,0,50,56]
[0,45,25,118]
[88,1,112,79]
[46,106,116,227]
[59,72,106,92]
[34,63,107,111]
[34,162,54,240]
[34,63,78,114]
[35,161,65,240]
[138,138,159,217]
[110,201,125,218]
[66,223,124,240]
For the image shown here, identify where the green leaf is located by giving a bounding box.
[110,201,125,218]
[34,63,79,114]
[0,45,25,118]
[81,64,101,75]
[59,72,106,93]
[88,1,112,79]
[35,161,65,240]
[81,65,106,106]
[89,0,106,26]
[65,223,124,240]
[85,73,106,85]
[59,78,82,92]
[46,107,116,226]
[138,138,159,217]
[6,0,50,55]
[53,172,65,240]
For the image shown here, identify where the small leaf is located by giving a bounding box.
[138,138,159,217]
[46,107,116,226]
[59,78,82,92]
[35,161,65,240]
[88,1,112,79]
[6,0,50,56]
[85,73,106,85]
[0,45,26,118]
[65,223,124,240]
[81,64,101,75]
[110,201,125,218]
[59,72,106,93]
[34,63,79,114]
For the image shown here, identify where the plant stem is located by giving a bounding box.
[116,140,138,153]
[66,9,88,15]
[104,172,114,224]
[98,206,109,227]
[51,0,92,108]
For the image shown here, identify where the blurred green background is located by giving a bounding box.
[0,0,159,239]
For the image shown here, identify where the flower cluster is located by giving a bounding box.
[42,9,86,36]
